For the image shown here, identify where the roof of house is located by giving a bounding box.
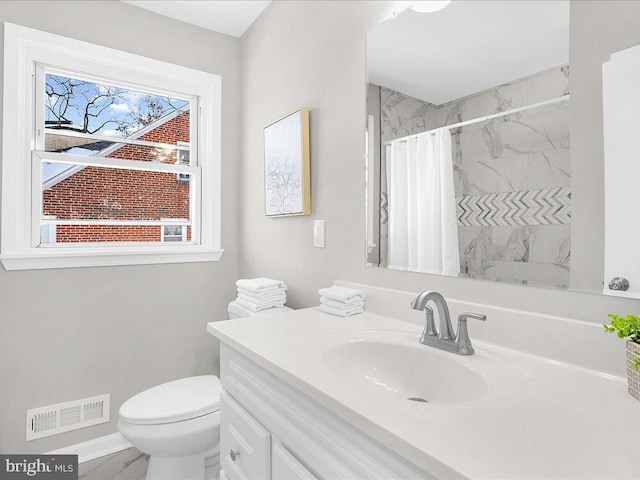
[43,105,189,190]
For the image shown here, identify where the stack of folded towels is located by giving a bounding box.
[319,285,365,317]
[236,277,287,312]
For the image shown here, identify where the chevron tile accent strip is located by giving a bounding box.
[380,192,388,225]
[457,187,571,227]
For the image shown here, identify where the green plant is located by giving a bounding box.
[604,313,640,370]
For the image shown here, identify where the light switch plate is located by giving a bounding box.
[313,220,325,248]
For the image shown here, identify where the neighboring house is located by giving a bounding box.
[42,109,191,243]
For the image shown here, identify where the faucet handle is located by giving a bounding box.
[459,312,486,323]
[455,312,486,355]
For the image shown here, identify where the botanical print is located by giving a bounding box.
[266,156,301,215]
[264,110,305,216]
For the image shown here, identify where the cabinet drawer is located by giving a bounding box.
[272,443,318,480]
[221,391,271,480]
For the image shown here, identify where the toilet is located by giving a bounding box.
[118,376,222,480]
[118,302,293,480]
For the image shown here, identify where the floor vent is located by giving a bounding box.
[26,394,110,441]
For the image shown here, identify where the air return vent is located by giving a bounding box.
[26,394,110,441]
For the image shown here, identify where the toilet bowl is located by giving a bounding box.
[118,376,222,480]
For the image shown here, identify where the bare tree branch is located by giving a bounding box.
[45,75,183,137]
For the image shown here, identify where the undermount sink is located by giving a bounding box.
[322,330,530,405]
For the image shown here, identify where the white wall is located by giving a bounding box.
[0,1,239,453]
[239,1,640,318]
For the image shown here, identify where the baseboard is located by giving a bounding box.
[46,432,132,464]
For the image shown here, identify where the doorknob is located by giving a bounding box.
[608,277,629,291]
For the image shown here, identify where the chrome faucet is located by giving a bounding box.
[411,291,486,355]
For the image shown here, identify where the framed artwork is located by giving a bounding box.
[263,108,310,216]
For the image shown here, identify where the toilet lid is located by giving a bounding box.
[119,375,221,425]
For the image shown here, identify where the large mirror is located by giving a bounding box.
[366,0,571,290]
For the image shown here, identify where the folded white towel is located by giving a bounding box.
[320,296,363,309]
[236,277,288,293]
[320,303,364,317]
[318,286,365,303]
[236,298,286,312]
[238,292,286,303]
[237,293,286,307]
[237,286,286,300]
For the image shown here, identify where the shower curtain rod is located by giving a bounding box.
[383,94,570,146]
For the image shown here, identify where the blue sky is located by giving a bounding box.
[44,73,188,138]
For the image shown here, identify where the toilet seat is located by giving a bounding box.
[119,375,221,425]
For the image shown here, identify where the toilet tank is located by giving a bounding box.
[227,300,293,319]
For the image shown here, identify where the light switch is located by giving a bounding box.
[313,220,325,248]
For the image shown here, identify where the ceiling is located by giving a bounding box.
[367,1,570,105]
[123,1,271,37]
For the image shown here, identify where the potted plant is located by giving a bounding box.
[604,313,640,401]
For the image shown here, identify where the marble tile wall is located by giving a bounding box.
[374,65,571,288]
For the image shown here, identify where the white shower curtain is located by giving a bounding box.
[386,129,460,276]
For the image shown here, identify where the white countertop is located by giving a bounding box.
[208,308,640,479]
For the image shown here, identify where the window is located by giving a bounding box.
[176,141,191,182]
[1,23,223,270]
[40,216,57,245]
[161,224,188,243]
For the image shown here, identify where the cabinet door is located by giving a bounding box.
[221,391,271,480]
[272,443,318,480]
[603,44,640,299]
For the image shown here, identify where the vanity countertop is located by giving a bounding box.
[207,308,640,479]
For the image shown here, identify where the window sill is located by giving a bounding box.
[0,247,224,271]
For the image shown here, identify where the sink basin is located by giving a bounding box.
[323,339,488,404]
[322,330,530,405]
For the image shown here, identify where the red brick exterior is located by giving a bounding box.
[42,112,191,243]
[56,225,162,243]
[53,225,193,243]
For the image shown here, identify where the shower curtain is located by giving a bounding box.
[386,129,460,276]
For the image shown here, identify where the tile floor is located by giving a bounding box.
[78,448,149,480]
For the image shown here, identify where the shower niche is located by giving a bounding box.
[365,1,571,290]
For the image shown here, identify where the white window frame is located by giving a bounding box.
[1,23,223,270]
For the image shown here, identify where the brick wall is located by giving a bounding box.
[53,225,192,243]
[42,111,191,243]
[140,110,189,147]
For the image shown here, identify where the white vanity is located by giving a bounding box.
[216,340,429,480]
[207,284,640,479]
